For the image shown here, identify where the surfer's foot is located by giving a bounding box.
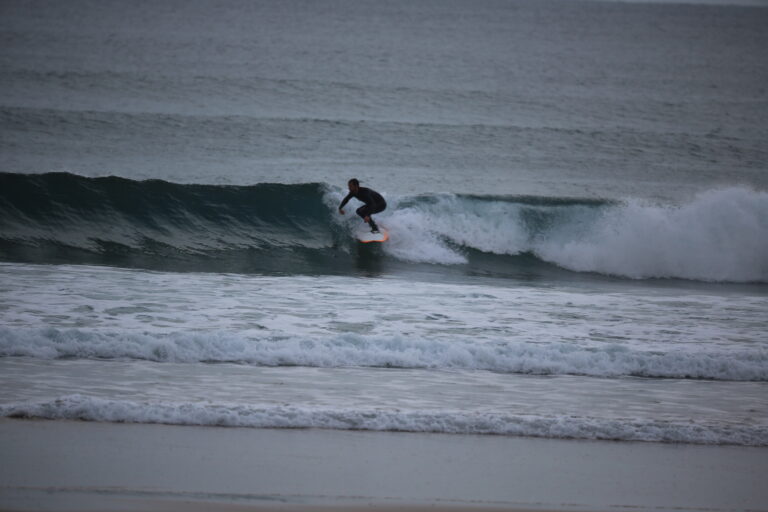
[369,223,379,233]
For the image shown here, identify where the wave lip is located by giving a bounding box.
[2,328,766,381]
[2,395,765,447]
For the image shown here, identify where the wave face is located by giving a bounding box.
[0,172,344,274]
[2,172,767,282]
[2,327,766,381]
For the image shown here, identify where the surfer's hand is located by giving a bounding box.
[339,208,345,215]
[364,216,371,223]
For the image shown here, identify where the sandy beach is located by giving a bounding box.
[1,418,766,511]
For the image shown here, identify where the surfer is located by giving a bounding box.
[338,178,387,233]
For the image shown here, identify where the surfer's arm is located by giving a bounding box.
[338,192,354,213]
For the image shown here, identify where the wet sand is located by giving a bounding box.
[1,418,766,511]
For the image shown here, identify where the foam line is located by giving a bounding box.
[3,395,765,446]
[2,328,765,381]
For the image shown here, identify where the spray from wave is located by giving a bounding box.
[353,187,768,282]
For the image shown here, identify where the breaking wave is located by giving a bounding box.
[2,327,766,381]
[3,394,765,446]
[2,172,766,282]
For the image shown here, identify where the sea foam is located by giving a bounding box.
[376,187,768,282]
[536,188,768,282]
[2,327,765,381]
[2,394,765,446]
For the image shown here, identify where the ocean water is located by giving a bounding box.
[1,0,767,447]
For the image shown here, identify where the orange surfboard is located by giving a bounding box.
[357,228,389,243]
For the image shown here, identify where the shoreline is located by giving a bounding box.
[2,419,767,511]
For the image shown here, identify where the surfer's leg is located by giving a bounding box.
[355,205,369,220]
[356,205,379,232]
[367,203,385,232]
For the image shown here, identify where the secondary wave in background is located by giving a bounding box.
[1,327,766,381]
[1,172,766,282]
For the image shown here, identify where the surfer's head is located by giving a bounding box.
[348,178,360,193]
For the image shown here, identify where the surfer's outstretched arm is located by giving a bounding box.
[338,192,354,214]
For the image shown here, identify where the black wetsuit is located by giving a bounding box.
[339,187,387,231]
